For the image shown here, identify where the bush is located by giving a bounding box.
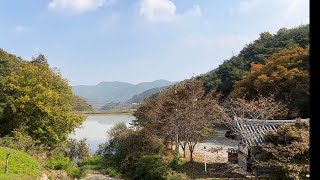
[105,167,121,177]
[169,159,185,172]
[45,153,71,170]
[65,164,80,177]
[165,169,188,180]
[65,138,90,161]
[130,155,168,180]
[113,131,164,170]
[45,153,86,178]
[169,148,185,172]
[81,155,112,171]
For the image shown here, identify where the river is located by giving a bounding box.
[69,115,135,154]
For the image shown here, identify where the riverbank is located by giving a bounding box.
[72,108,136,116]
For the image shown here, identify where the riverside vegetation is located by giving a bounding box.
[0,24,309,179]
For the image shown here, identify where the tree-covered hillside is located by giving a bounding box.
[231,46,309,118]
[195,24,309,118]
[124,85,172,105]
[72,95,93,111]
[199,25,309,97]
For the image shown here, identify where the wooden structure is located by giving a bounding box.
[227,148,238,164]
[233,117,309,175]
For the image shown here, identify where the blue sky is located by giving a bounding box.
[0,0,309,86]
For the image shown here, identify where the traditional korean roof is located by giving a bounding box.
[234,116,309,147]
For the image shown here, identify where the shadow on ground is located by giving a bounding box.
[183,162,247,179]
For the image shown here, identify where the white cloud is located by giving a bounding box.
[139,0,201,22]
[139,0,176,22]
[237,0,309,18]
[235,0,309,30]
[48,0,112,14]
[15,25,32,33]
[283,0,309,19]
[239,0,256,13]
[184,5,202,17]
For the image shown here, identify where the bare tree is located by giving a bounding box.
[221,94,287,132]
[220,94,287,178]
[134,79,225,162]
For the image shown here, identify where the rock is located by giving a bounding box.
[39,173,49,180]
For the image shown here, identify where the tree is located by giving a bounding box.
[134,80,223,162]
[0,49,20,117]
[221,95,287,143]
[31,54,48,66]
[199,24,309,96]
[259,120,309,179]
[96,122,128,157]
[0,61,83,146]
[231,46,309,118]
[64,138,90,161]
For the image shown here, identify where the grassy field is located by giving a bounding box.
[0,147,41,180]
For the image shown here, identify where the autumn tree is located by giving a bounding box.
[134,79,223,162]
[259,120,309,179]
[231,46,309,118]
[199,24,309,96]
[0,60,83,146]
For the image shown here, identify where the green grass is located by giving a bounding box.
[105,167,121,177]
[0,147,41,180]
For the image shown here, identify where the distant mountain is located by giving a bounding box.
[72,80,173,109]
[124,85,171,105]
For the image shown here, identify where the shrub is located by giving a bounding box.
[105,167,121,177]
[45,153,70,170]
[81,155,110,170]
[45,153,87,178]
[165,169,188,180]
[130,155,168,180]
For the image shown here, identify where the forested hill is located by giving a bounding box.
[72,80,173,109]
[198,25,309,96]
[140,25,309,119]
[72,95,93,111]
[178,24,309,119]
[124,85,172,105]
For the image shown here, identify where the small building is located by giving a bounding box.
[227,148,238,164]
[233,117,309,176]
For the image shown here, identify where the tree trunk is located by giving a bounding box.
[5,151,10,174]
[189,148,194,162]
[180,142,187,158]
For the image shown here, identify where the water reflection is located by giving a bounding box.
[69,115,135,154]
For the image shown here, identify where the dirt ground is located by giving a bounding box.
[179,125,238,164]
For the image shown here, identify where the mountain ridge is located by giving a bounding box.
[72,79,174,109]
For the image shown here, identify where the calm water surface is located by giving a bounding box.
[69,115,135,154]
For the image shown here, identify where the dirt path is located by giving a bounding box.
[179,126,238,163]
[81,171,122,180]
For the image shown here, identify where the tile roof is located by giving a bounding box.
[234,116,309,146]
